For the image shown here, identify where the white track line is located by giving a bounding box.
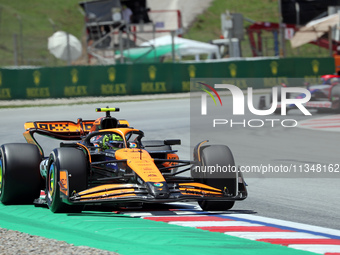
[226,232,329,240]
[227,214,340,237]
[168,221,261,227]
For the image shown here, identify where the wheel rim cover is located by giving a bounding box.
[48,163,55,199]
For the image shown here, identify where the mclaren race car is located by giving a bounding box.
[259,76,340,114]
[0,107,247,213]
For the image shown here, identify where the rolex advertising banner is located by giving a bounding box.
[0,57,334,100]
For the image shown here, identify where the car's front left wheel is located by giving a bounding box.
[0,143,42,204]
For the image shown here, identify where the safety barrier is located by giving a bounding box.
[0,57,334,100]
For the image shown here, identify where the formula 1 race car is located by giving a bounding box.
[259,76,340,114]
[0,107,247,213]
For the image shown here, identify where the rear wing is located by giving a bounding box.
[24,118,94,140]
[23,118,95,156]
[23,118,129,156]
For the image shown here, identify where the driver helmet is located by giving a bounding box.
[102,134,124,150]
[92,133,124,151]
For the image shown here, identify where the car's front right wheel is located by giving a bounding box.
[193,145,237,211]
[47,147,87,213]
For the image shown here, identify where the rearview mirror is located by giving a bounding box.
[164,139,181,145]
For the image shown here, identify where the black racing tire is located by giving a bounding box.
[195,145,236,211]
[0,143,42,205]
[331,85,340,113]
[47,148,87,213]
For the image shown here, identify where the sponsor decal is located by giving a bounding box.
[188,65,196,78]
[270,61,278,75]
[71,69,78,84]
[229,63,237,77]
[311,59,319,74]
[33,70,41,86]
[148,65,156,80]
[108,67,116,82]
[153,183,163,187]
[38,123,70,131]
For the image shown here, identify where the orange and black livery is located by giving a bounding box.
[0,107,247,213]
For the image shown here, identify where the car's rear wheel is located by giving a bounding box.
[194,145,236,211]
[47,148,87,213]
[0,143,42,204]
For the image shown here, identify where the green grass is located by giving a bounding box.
[0,0,84,66]
[0,0,331,67]
[186,0,279,42]
[185,0,330,58]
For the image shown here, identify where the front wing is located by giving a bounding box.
[59,178,246,205]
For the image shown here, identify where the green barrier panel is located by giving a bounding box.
[174,63,212,92]
[129,63,174,94]
[0,57,335,100]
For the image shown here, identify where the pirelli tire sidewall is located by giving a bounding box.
[47,147,88,213]
[194,144,236,211]
[0,143,42,205]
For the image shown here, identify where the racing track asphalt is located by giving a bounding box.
[0,94,339,230]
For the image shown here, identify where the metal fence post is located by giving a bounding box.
[67,32,71,65]
[278,0,285,57]
[171,31,175,62]
[119,30,124,64]
[13,33,18,66]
